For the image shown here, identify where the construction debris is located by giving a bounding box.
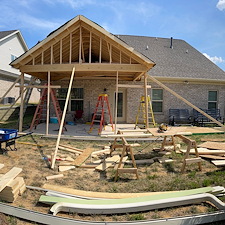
[0,166,25,202]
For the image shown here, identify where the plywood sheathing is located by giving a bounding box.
[198,142,225,150]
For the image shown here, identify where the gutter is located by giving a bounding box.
[0,202,225,225]
[149,76,225,85]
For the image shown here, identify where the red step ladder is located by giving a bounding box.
[89,94,114,134]
[30,86,67,131]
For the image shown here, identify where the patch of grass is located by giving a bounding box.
[127,213,145,221]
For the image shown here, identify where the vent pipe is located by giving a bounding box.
[170,37,173,49]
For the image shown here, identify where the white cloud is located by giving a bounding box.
[203,53,225,64]
[42,0,95,9]
[216,0,225,11]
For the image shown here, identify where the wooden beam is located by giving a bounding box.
[21,64,148,73]
[117,84,151,88]
[19,73,24,132]
[51,67,76,169]
[148,74,225,127]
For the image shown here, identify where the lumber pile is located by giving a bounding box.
[0,166,26,202]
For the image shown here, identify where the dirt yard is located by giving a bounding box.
[1,133,225,224]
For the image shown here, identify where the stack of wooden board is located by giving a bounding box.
[0,165,26,202]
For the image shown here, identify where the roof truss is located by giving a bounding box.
[11,15,155,81]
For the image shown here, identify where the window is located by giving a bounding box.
[208,91,217,109]
[11,54,17,62]
[56,88,83,111]
[152,89,163,113]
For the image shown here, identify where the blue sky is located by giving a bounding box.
[1,0,225,71]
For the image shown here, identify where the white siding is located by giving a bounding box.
[0,33,26,74]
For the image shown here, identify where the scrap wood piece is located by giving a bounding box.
[58,166,75,172]
[158,158,174,164]
[198,142,225,150]
[200,155,225,160]
[72,148,94,167]
[58,146,82,154]
[0,164,4,170]
[91,149,110,157]
[95,155,120,171]
[0,167,22,192]
[0,177,26,202]
[46,174,64,180]
[180,148,225,155]
[59,144,83,153]
[201,138,225,142]
[17,141,45,147]
[211,160,225,167]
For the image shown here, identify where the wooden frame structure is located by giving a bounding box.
[8,15,225,169]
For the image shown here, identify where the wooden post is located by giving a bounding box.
[144,73,149,128]
[148,74,224,127]
[19,73,25,132]
[46,72,50,135]
[51,67,75,169]
[114,71,119,134]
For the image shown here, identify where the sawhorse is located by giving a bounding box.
[110,130,139,181]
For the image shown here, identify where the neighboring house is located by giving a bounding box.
[10,15,225,129]
[0,30,39,104]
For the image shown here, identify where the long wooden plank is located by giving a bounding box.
[200,155,225,160]
[0,164,4,170]
[198,142,225,150]
[180,148,225,155]
[95,155,120,171]
[72,148,94,167]
[59,144,83,152]
[0,167,22,192]
[51,67,75,169]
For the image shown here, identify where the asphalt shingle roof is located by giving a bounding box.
[0,30,17,41]
[118,35,225,81]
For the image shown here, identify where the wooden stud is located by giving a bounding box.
[69,32,72,64]
[114,71,119,134]
[19,73,25,132]
[51,67,76,169]
[99,37,102,63]
[144,73,149,128]
[79,26,82,64]
[60,39,62,64]
[46,71,50,135]
[89,31,92,63]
